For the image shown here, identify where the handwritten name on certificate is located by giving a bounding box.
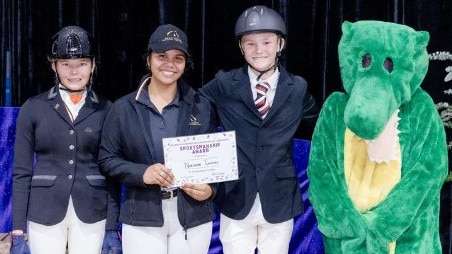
[163,131,238,187]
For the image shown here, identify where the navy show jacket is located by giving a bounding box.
[200,65,319,223]
[12,86,114,230]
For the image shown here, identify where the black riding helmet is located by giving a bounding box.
[49,26,95,59]
[235,5,287,39]
[49,26,96,92]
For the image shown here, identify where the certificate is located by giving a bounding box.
[163,131,238,187]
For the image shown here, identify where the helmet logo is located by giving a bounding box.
[66,34,83,55]
[162,30,183,44]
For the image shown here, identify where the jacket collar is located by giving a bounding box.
[46,85,100,125]
[47,85,100,104]
[232,64,295,121]
[134,75,195,106]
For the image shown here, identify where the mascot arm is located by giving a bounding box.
[363,95,448,253]
[308,93,367,240]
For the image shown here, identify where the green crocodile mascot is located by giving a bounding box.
[307,20,448,253]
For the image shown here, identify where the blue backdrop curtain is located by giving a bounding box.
[0,108,322,253]
[2,0,452,252]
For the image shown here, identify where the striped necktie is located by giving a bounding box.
[255,81,271,117]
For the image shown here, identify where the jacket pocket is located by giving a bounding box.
[31,175,57,187]
[274,166,296,179]
[86,175,106,187]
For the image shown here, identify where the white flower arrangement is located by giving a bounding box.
[429,51,452,181]
[429,51,452,81]
[429,51,452,129]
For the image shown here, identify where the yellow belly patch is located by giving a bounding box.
[344,128,402,213]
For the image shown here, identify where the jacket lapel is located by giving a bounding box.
[176,81,194,136]
[133,99,156,162]
[233,67,262,119]
[73,91,99,124]
[265,70,293,120]
[47,86,74,125]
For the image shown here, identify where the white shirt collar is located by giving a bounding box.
[248,66,279,88]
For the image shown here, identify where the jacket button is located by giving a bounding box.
[69,160,74,165]
[69,145,75,150]
[68,175,73,180]
[69,130,74,135]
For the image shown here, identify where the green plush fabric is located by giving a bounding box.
[339,20,429,140]
[307,20,448,253]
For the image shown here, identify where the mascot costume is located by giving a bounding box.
[307,20,448,253]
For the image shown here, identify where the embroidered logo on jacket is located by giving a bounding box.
[189,115,201,126]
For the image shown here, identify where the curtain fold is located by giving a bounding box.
[2,0,450,104]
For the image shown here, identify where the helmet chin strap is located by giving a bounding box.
[250,55,280,81]
[56,73,93,93]
[251,63,276,81]
[59,86,86,93]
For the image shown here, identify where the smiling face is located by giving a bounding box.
[52,58,94,91]
[148,49,186,87]
[239,32,284,79]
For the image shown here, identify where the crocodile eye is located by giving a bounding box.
[384,57,393,73]
[362,53,371,68]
